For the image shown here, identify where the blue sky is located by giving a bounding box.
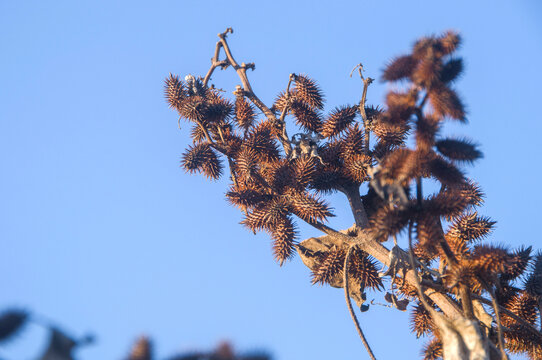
[1,1,541,359]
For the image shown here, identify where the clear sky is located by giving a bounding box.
[1,1,541,359]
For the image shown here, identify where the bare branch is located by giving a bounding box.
[344,244,377,360]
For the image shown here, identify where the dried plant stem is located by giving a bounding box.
[216,125,240,190]
[481,281,507,360]
[344,245,377,360]
[471,294,542,343]
[351,63,374,155]
[344,185,369,229]
[208,28,292,155]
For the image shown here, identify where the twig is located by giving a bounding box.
[480,280,507,360]
[202,40,229,87]
[351,63,374,155]
[344,244,377,360]
[471,294,542,343]
[216,125,240,190]
[211,28,292,155]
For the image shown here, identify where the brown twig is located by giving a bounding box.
[479,280,508,360]
[471,294,542,344]
[344,244,377,360]
[351,63,374,155]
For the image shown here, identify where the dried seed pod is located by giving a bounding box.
[234,96,256,132]
[127,336,152,360]
[422,337,443,360]
[435,138,482,163]
[164,73,185,111]
[289,191,334,223]
[411,302,434,338]
[294,74,324,110]
[270,217,297,266]
[181,143,223,180]
[447,212,495,243]
[311,248,345,285]
[439,58,464,83]
[429,84,466,122]
[320,106,357,138]
[382,55,418,81]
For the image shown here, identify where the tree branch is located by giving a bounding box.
[344,245,377,360]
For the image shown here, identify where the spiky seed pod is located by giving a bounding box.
[244,126,280,162]
[382,55,418,82]
[428,156,465,187]
[310,169,343,194]
[226,188,271,210]
[415,113,440,151]
[289,191,333,223]
[343,154,371,183]
[272,90,290,113]
[234,96,256,132]
[429,84,466,122]
[164,74,185,111]
[181,143,223,180]
[496,284,520,308]
[413,35,444,60]
[372,118,410,147]
[270,217,297,266]
[503,292,539,326]
[340,124,365,159]
[294,74,324,110]
[260,159,294,192]
[443,260,481,292]
[413,240,439,263]
[320,106,357,138]
[309,142,347,193]
[261,197,291,228]
[369,204,413,242]
[292,156,317,189]
[411,303,434,338]
[0,310,28,343]
[445,233,469,261]
[241,198,290,232]
[241,206,268,232]
[504,325,542,358]
[190,124,208,143]
[456,180,485,207]
[378,148,422,185]
[319,141,342,166]
[439,30,462,55]
[425,190,470,220]
[205,95,233,124]
[349,249,383,291]
[127,336,152,360]
[386,90,418,121]
[422,338,443,360]
[412,51,442,88]
[209,121,234,144]
[447,212,495,243]
[221,133,243,158]
[524,251,542,299]
[471,244,510,276]
[179,95,210,122]
[393,276,419,298]
[439,58,463,83]
[236,147,259,181]
[311,248,345,285]
[290,100,322,133]
[435,138,482,163]
[416,214,445,249]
